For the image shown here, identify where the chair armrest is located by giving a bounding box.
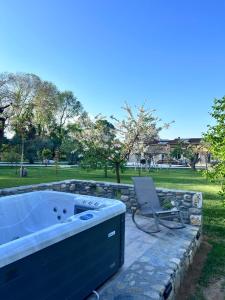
[156,208,179,214]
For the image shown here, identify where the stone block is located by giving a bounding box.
[157,193,165,197]
[189,208,201,215]
[69,184,76,191]
[190,215,202,226]
[189,249,194,264]
[60,183,67,190]
[175,192,184,196]
[192,193,202,208]
[120,189,129,195]
[183,194,192,201]
[96,186,104,193]
[174,271,181,293]
[170,258,180,267]
[182,201,192,208]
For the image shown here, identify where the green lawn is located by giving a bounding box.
[0,166,224,298]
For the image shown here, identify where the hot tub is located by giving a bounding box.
[0,191,126,300]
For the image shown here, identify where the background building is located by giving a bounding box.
[128,137,210,167]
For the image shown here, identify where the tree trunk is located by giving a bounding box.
[138,165,141,176]
[0,104,11,150]
[104,164,108,178]
[191,162,196,170]
[190,154,199,170]
[15,164,18,175]
[0,117,5,146]
[20,136,25,177]
[115,162,120,183]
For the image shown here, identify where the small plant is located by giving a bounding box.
[162,199,173,210]
[41,148,52,159]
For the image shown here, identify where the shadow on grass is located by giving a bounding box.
[199,239,225,286]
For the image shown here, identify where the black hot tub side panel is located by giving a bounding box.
[0,213,125,300]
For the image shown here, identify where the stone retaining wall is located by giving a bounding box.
[0,179,202,226]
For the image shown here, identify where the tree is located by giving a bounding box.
[41,148,52,166]
[0,103,11,150]
[94,119,115,177]
[33,80,58,137]
[25,143,38,164]
[41,148,52,160]
[54,91,83,140]
[0,72,84,168]
[170,139,204,170]
[1,146,20,172]
[60,137,82,165]
[0,73,13,149]
[56,91,83,130]
[2,73,42,170]
[204,97,225,196]
[76,115,115,177]
[109,103,169,183]
[183,145,200,170]
[170,139,184,160]
[13,104,34,175]
[145,143,170,169]
[76,104,166,183]
[49,91,84,156]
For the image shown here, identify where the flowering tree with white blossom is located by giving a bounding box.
[109,103,169,182]
[77,103,169,183]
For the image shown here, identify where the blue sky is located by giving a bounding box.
[1,0,225,139]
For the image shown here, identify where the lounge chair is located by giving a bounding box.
[132,177,185,233]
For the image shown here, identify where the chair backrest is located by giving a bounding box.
[132,177,161,213]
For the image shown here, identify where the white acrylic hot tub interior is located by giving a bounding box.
[0,191,125,268]
[0,191,78,245]
[0,191,124,245]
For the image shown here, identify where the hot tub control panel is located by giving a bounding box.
[77,199,103,208]
[74,196,106,214]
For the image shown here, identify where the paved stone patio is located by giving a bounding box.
[88,213,201,300]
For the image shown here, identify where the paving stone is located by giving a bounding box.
[91,214,201,300]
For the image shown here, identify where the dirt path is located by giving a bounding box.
[203,279,225,300]
[176,239,212,300]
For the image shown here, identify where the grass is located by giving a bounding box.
[0,165,224,297]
